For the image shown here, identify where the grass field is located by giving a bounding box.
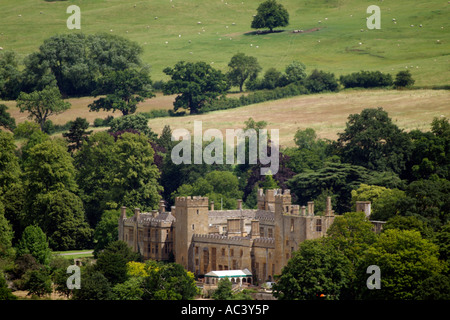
[5,88,449,147]
[1,0,449,86]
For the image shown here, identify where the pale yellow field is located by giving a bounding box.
[4,89,449,147]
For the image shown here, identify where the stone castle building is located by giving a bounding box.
[118,188,370,283]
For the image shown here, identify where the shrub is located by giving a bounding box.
[340,70,393,88]
[394,70,415,88]
[305,69,339,93]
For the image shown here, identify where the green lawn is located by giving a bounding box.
[1,0,449,86]
[53,250,94,260]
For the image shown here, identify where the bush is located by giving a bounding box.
[340,70,393,88]
[93,115,114,127]
[304,69,339,93]
[394,70,415,88]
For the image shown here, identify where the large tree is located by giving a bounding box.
[16,86,71,131]
[88,68,154,116]
[251,0,289,33]
[273,238,352,300]
[227,53,261,92]
[336,107,412,174]
[163,61,229,114]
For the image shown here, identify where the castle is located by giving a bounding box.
[118,188,372,284]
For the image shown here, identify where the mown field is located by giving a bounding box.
[4,88,449,147]
[1,0,449,86]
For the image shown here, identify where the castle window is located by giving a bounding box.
[259,227,264,237]
[290,219,294,232]
[268,228,273,238]
[230,249,234,257]
[221,248,226,256]
[316,219,322,232]
[192,224,195,230]
[196,209,199,215]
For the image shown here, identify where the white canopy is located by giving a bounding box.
[205,268,252,278]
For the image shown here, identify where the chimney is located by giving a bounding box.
[307,201,314,216]
[134,208,141,219]
[237,199,242,210]
[159,200,165,213]
[210,201,214,211]
[251,220,260,238]
[326,196,333,215]
[301,206,306,216]
[120,206,127,219]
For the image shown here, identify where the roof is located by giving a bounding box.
[204,268,252,278]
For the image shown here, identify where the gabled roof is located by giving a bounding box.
[204,268,252,278]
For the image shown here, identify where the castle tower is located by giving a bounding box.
[174,196,209,271]
[273,189,292,275]
[118,206,127,242]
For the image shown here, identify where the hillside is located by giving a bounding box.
[1,0,449,86]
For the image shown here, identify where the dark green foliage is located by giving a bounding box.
[0,51,22,100]
[95,241,142,285]
[63,117,93,152]
[394,70,415,88]
[273,238,352,300]
[141,262,198,300]
[108,113,157,139]
[304,69,339,93]
[0,104,16,131]
[339,70,393,88]
[336,107,412,174]
[21,33,143,97]
[16,86,71,131]
[163,61,229,114]
[251,0,289,32]
[89,68,154,116]
[16,225,51,265]
[213,278,233,300]
[72,268,115,300]
[24,267,52,297]
[227,53,261,92]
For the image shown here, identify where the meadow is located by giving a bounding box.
[0,0,449,86]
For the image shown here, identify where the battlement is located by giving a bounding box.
[252,237,275,248]
[175,196,209,207]
[193,233,251,246]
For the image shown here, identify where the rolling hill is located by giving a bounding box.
[1,0,449,86]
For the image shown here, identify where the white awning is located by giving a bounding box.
[205,268,252,278]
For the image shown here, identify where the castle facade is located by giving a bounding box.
[118,188,341,283]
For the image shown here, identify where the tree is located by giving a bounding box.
[93,209,121,256]
[16,225,52,265]
[72,268,115,300]
[95,240,142,285]
[394,70,415,88]
[21,33,144,97]
[357,229,443,300]
[213,278,233,300]
[251,0,289,33]
[63,117,93,152]
[351,184,406,221]
[227,53,261,92]
[141,262,198,300]
[16,86,71,131]
[24,268,52,298]
[0,203,15,264]
[163,61,229,114]
[89,68,154,116]
[0,104,16,132]
[336,107,412,174]
[108,113,157,139]
[304,69,339,93]
[0,51,22,100]
[273,238,352,300]
[285,61,307,84]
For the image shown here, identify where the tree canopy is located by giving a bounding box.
[251,0,289,33]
